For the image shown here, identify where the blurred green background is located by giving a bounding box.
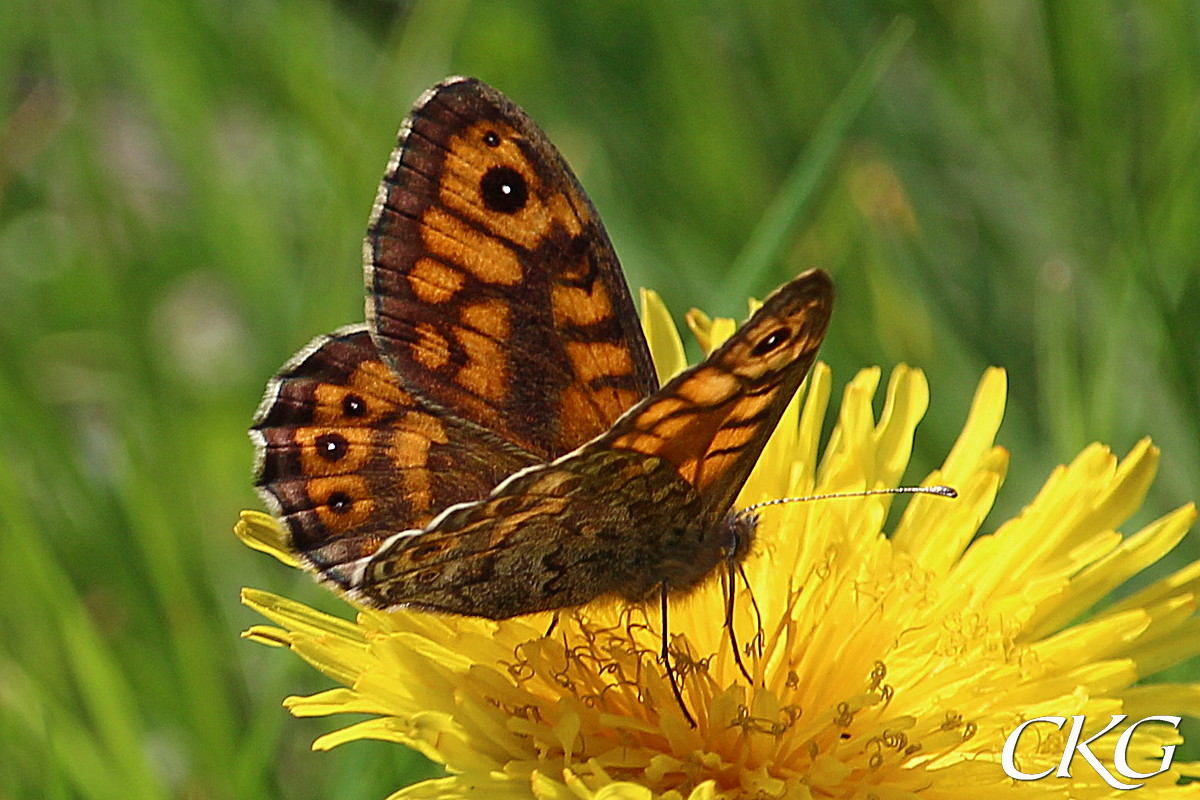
[3,1,1198,797]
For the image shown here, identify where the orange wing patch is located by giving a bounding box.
[408,258,465,304]
[460,299,510,340]
[412,323,452,370]
[454,326,509,404]
[551,281,614,326]
[422,206,524,285]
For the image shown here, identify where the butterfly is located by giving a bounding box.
[251,77,834,621]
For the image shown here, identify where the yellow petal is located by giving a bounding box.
[639,287,687,383]
[235,509,301,568]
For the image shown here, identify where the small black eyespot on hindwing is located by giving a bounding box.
[483,130,501,147]
[751,328,791,358]
[414,567,442,585]
[407,540,447,562]
[480,166,528,213]
[342,393,367,417]
[327,491,353,513]
[315,432,348,462]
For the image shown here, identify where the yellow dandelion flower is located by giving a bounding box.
[238,291,1200,799]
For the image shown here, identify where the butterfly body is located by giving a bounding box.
[252,77,833,619]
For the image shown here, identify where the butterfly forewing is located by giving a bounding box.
[366,77,658,461]
[600,270,834,527]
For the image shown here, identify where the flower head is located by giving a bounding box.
[239,291,1199,798]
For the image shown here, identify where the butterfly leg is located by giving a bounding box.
[659,582,697,727]
[724,556,754,684]
[738,562,766,660]
[544,611,560,638]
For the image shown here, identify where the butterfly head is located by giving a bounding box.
[723,506,759,563]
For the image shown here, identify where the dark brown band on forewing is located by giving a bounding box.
[365,77,657,462]
[251,326,539,566]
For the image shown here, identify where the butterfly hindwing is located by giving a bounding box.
[350,445,708,618]
[365,77,658,461]
[251,326,541,575]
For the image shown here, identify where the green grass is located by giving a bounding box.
[2,1,1198,797]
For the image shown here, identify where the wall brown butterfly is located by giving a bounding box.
[251,77,833,621]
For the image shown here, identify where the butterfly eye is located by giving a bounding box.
[480,166,529,213]
[750,328,791,357]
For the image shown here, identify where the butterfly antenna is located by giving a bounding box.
[660,583,697,728]
[743,484,957,514]
[724,556,754,684]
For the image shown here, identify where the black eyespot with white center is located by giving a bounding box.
[327,491,353,514]
[480,166,528,213]
[315,433,348,462]
[751,328,791,357]
[483,130,500,147]
[342,393,367,417]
